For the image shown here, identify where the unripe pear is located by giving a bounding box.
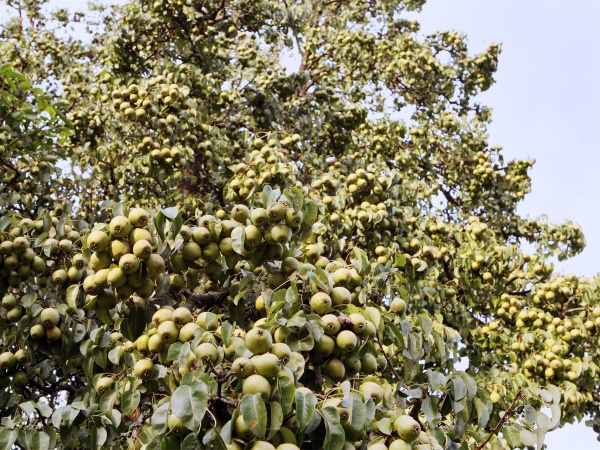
[242,374,272,400]
[331,287,352,306]
[322,314,341,335]
[394,415,421,442]
[336,330,358,353]
[133,240,153,259]
[246,327,273,354]
[119,254,141,274]
[128,208,150,228]
[310,292,332,315]
[87,230,110,252]
[158,320,179,344]
[134,359,154,380]
[109,216,132,238]
[324,358,345,381]
[146,253,165,276]
[179,322,200,342]
[172,307,192,326]
[45,326,62,342]
[40,308,60,329]
[231,357,255,378]
[254,353,280,378]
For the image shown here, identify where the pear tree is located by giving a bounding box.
[0,0,598,449]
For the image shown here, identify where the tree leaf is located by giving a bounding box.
[241,393,268,438]
[295,389,317,432]
[322,406,345,450]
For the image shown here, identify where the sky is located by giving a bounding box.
[406,1,600,447]
[23,0,600,447]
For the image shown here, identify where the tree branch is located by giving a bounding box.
[183,290,229,310]
[475,388,524,450]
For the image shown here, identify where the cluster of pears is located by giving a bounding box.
[81,208,166,308]
[29,307,63,343]
[0,348,28,390]
[370,414,432,450]
[0,212,82,297]
[226,137,301,201]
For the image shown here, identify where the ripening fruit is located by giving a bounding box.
[390,297,407,314]
[232,204,250,223]
[146,253,165,276]
[360,381,384,404]
[134,359,154,379]
[251,442,276,450]
[152,308,173,326]
[310,292,332,315]
[168,414,188,435]
[270,343,291,364]
[349,313,366,333]
[40,308,60,329]
[133,240,153,259]
[158,321,179,344]
[231,357,255,379]
[0,352,16,373]
[87,230,110,252]
[182,241,202,261]
[128,208,150,228]
[245,327,273,354]
[394,415,421,442]
[271,224,292,244]
[109,216,133,238]
[322,314,341,335]
[6,306,22,322]
[254,353,280,378]
[367,443,388,450]
[172,307,192,326]
[119,254,141,274]
[195,343,219,363]
[45,326,62,342]
[11,370,27,388]
[490,391,501,403]
[96,377,113,393]
[242,374,272,401]
[324,358,345,381]
[267,203,286,222]
[388,440,411,450]
[30,324,45,340]
[336,330,358,353]
[179,322,200,342]
[148,334,164,353]
[333,267,352,286]
[330,286,352,306]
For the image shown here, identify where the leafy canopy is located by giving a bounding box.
[0,0,597,449]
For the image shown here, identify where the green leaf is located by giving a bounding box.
[151,402,170,434]
[121,390,140,416]
[171,378,208,429]
[99,389,118,417]
[122,302,147,341]
[348,392,367,432]
[0,428,19,450]
[181,433,201,450]
[241,393,268,438]
[277,376,295,416]
[66,285,80,310]
[452,377,467,401]
[519,429,536,446]
[322,406,345,450]
[295,389,317,432]
[160,207,179,220]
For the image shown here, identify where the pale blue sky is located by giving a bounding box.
[408,1,600,447]
[31,0,600,447]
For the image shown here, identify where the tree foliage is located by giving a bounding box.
[0,0,597,449]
